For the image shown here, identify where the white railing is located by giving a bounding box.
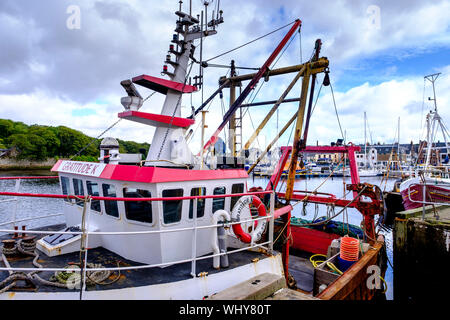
[407,182,450,220]
[0,189,276,298]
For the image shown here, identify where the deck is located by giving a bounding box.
[0,224,273,294]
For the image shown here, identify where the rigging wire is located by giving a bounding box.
[275,116,297,194]
[419,77,426,141]
[329,81,345,141]
[187,68,231,146]
[239,29,299,125]
[299,24,302,64]
[205,63,259,70]
[310,77,323,117]
[69,118,123,160]
[366,114,374,145]
[236,30,300,151]
[205,20,297,62]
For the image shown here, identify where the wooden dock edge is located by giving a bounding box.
[206,273,286,300]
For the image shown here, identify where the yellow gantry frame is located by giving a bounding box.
[237,57,328,176]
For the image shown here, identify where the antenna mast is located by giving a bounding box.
[425,73,440,112]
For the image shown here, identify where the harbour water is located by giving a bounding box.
[248,174,395,300]
[0,170,395,299]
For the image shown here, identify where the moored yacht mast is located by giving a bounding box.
[423,73,449,171]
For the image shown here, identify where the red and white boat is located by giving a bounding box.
[0,1,387,300]
[400,73,450,210]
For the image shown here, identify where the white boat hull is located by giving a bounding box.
[1,253,283,300]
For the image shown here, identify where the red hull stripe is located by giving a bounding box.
[401,184,450,210]
[132,74,198,94]
[118,110,195,128]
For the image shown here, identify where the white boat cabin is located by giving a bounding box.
[45,160,249,266]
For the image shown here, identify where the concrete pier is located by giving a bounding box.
[393,204,450,300]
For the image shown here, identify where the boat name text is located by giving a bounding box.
[59,161,106,177]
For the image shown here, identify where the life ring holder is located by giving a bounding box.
[230,195,268,243]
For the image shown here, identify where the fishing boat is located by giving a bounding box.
[399,73,450,210]
[0,1,387,300]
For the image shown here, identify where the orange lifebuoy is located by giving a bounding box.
[231,195,267,243]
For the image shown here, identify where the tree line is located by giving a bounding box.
[0,119,150,161]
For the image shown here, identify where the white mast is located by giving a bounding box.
[143,0,223,167]
[423,73,449,172]
[398,116,400,168]
[364,111,367,169]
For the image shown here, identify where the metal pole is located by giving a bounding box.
[80,197,91,300]
[248,112,297,174]
[189,79,230,118]
[422,183,426,220]
[220,58,328,83]
[285,67,311,200]
[269,191,275,253]
[200,111,208,169]
[398,116,401,168]
[364,111,367,169]
[12,179,21,231]
[201,20,302,153]
[229,60,237,155]
[300,39,321,147]
[243,67,305,153]
[190,198,198,277]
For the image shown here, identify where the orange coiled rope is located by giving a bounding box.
[340,236,359,261]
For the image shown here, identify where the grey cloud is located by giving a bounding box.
[0,0,449,108]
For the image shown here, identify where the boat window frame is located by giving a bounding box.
[212,186,227,214]
[86,180,102,214]
[72,178,85,207]
[101,183,120,219]
[161,188,184,225]
[122,187,154,226]
[60,176,72,203]
[188,186,207,220]
[230,182,245,210]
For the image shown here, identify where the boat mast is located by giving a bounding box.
[364,111,367,169]
[398,116,401,169]
[200,20,302,153]
[426,73,440,112]
[423,73,449,170]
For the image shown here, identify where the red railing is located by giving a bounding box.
[0,176,58,180]
[0,190,273,202]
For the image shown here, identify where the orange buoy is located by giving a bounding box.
[340,236,359,261]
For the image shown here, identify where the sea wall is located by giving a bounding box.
[0,157,57,170]
[393,205,450,300]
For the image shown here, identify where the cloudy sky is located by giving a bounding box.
[1,0,449,154]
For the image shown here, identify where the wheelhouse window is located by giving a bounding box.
[123,188,153,224]
[60,176,71,202]
[212,187,226,212]
[189,187,206,219]
[86,181,101,213]
[102,184,119,218]
[162,189,183,224]
[73,178,85,207]
[231,183,244,209]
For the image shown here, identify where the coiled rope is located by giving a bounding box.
[1,236,120,292]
